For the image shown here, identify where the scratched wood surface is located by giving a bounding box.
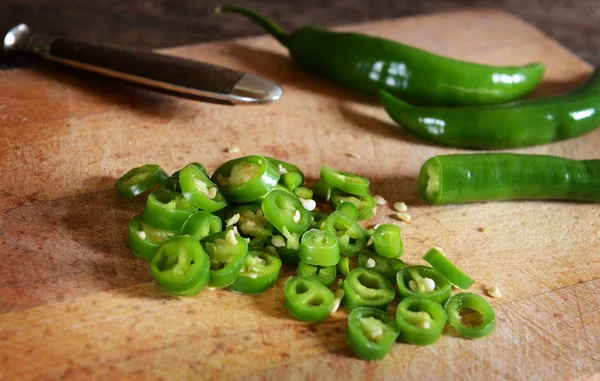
[0,9,599,381]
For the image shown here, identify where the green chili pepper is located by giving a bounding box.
[419,153,600,204]
[293,186,313,200]
[397,266,452,305]
[335,201,358,220]
[216,6,544,106]
[148,236,210,296]
[284,276,336,322]
[423,247,474,289]
[342,268,395,311]
[313,180,333,200]
[266,157,304,184]
[128,214,177,260]
[159,162,207,192]
[226,204,274,246]
[330,189,377,221]
[275,244,300,265]
[358,251,405,284]
[297,261,337,286]
[346,307,400,361]
[396,296,447,345]
[321,166,370,196]
[212,155,280,203]
[299,229,340,267]
[372,224,403,258]
[322,211,367,257]
[337,256,351,277]
[310,210,329,228]
[280,172,304,192]
[228,249,282,294]
[445,292,496,339]
[115,164,169,198]
[179,164,228,212]
[262,189,311,235]
[201,230,249,288]
[142,190,198,231]
[379,67,600,149]
[180,211,222,240]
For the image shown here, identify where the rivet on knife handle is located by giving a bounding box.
[3,24,283,105]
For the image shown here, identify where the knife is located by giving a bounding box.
[3,24,283,105]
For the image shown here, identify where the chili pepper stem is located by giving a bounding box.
[216,5,290,46]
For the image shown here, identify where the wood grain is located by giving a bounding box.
[0,9,599,380]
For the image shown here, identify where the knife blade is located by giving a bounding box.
[3,24,283,105]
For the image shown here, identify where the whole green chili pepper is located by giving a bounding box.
[419,153,600,204]
[380,68,600,149]
[216,5,545,106]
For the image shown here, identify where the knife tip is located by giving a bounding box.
[230,73,283,104]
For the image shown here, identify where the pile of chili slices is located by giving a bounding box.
[115,155,495,361]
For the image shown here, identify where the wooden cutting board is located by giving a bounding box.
[1,8,599,380]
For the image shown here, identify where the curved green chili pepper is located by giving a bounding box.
[397,266,452,305]
[216,5,544,106]
[342,268,395,311]
[296,261,337,286]
[284,276,336,322]
[212,155,280,203]
[380,68,600,149]
[396,296,447,345]
[423,247,474,289]
[372,224,403,258]
[128,214,177,260]
[299,229,340,267]
[445,292,496,339]
[180,211,223,240]
[201,230,249,288]
[322,211,367,257]
[115,164,169,199]
[142,190,197,231]
[346,307,400,361]
[358,251,405,284]
[419,153,600,204]
[148,236,210,296]
[228,249,282,294]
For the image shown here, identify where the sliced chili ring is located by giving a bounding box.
[128,214,177,260]
[423,247,474,290]
[201,230,249,288]
[261,189,311,235]
[280,172,304,192]
[330,189,377,221]
[180,211,222,240]
[159,162,207,192]
[115,164,169,198]
[336,201,359,220]
[313,179,334,200]
[372,223,403,258]
[342,268,395,311]
[337,256,351,277]
[396,296,447,345]
[212,155,280,203]
[142,190,197,231]
[358,251,405,284]
[284,276,335,322]
[322,211,366,257]
[396,266,452,305]
[445,292,496,339]
[299,229,340,267]
[179,164,228,212]
[321,166,370,196]
[226,204,274,246]
[296,261,337,286]
[347,307,400,361]
[228,249,282,294]
[148,235,210,296]
[310,210,330,229]
[293,186,313,200]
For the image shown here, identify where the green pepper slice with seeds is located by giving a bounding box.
[297,261,337,286]
[212,155,280,203]
[226,204,274,246]
[128,214,177,260]
[159,162,207,192]
[201,230,249,288]
[342,268,395,311]
[322,211,366,257]
[284,276,336,322]
[148,235,210,296]
[347,307,400,361]
[262,189,311,235]
[228,249,282,294]
[335,201,359,220]
[397,266,452,304]
[330,189,377,221]
[358,251,405,284]
[115,164,169,199]
[396,296,447,345]
[180,164,228,212]
[142,190,198,231]
[372,223,403,258]
[445,292,496,339]
[180,211,223,240]
[299,229,340,267]
[321,166,370,196]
